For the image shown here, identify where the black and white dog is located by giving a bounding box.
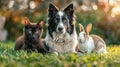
[45,3,78,53]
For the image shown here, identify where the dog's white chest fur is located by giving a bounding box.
[45,32,77,53]
[79,37,94,54]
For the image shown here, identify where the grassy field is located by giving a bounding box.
[0,41,120,67]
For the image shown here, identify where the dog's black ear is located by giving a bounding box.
[48,3,58,17]
[63,4,74,16]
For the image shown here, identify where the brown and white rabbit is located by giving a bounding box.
[78,23,107,54]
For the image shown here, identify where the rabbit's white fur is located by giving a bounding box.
[78,23,107,54]
[78,35,94,54]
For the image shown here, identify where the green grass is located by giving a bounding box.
[0,41,120,67]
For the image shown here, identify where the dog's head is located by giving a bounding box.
[47,3,75,38]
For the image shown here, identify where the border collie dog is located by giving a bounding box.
[45,3,78,53]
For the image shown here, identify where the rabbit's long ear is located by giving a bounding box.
[86,23,92,34]
[79,23,85,32]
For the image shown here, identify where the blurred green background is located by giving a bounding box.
[0,0,120,44]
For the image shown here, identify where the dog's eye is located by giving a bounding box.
[62,18,67,22]
[54,18,59,23]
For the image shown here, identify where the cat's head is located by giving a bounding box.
[23,17,43,41]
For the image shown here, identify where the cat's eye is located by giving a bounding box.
[28,31,32,34]
[35,31,39,34]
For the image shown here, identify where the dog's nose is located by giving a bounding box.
[58,27,63,31]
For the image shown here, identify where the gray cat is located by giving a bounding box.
[15,17,47,53]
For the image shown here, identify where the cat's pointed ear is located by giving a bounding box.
[63,3,74,16]
[48,3,58,17]
[24,17,30,26]
[37,20,43,27]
